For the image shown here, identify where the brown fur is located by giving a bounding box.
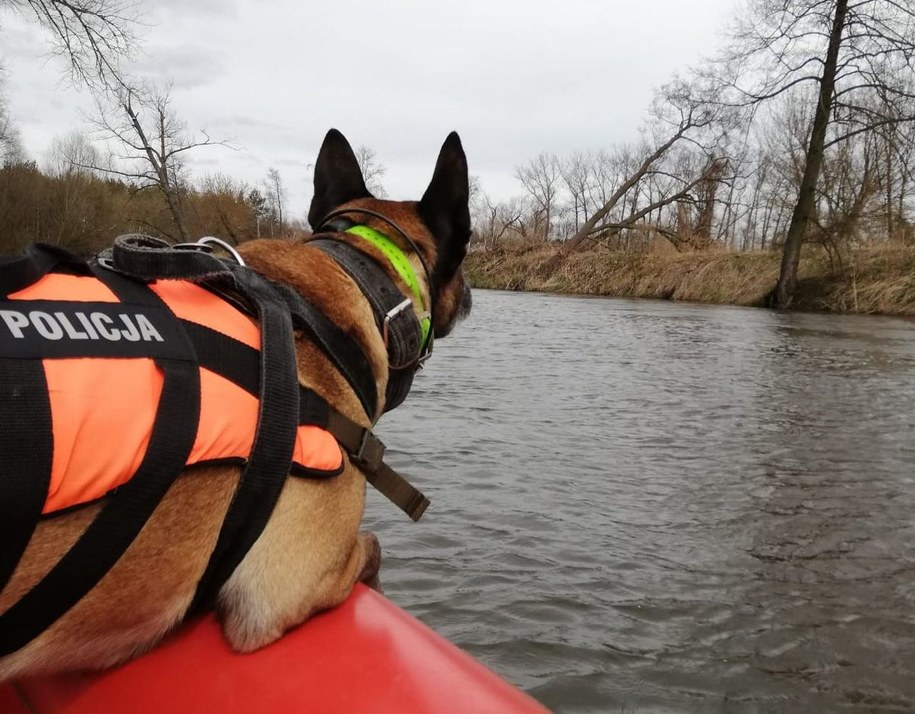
[0,131,472,681]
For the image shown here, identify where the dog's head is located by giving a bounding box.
[307,129,472,340]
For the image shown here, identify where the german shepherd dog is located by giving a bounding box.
[0,129,472,680]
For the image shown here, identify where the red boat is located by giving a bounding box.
[1,584,548,713]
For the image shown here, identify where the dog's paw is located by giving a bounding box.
[357,531,383,593]
[221,612,283,654]
[217,585,285,654]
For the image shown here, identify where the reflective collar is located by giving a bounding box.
[344,225,431,346]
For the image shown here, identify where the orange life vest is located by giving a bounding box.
[0,238,427,658]
[5,273,343,514]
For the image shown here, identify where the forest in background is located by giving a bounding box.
[1,0,914,312]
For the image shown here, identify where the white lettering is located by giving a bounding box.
[0,310,29,338]
[135,314,164,342]
[119,314,141,342]
[55,312,89,339]
[30,311,64,340]
[0,307,166,343]
[75,312,99,339]
[90,313,120,341]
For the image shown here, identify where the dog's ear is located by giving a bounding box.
[419,132,471,285]
[308,129,372,229]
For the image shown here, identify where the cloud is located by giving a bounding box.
[127,45,230,90]
[3,0,735,219]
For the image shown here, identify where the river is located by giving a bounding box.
[364,289,915,713]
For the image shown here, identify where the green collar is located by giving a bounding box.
[345,224,431,344]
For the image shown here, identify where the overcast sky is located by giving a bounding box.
[2,0,734,221]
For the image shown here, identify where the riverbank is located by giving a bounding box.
[465,240,915,316]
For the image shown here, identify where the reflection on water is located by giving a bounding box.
[364,290,915,713]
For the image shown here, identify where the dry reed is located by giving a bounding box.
[465,240,915,316]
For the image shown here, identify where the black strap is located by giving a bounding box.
[109,234,379,421]
[181,317,427,521]
[100,238,302,610]
[0,246,61,595]
[190,269,300,610]
[0,356,199,656]
[269,279,379,420]
[181,321,261,397]
[181,320,334,431]
[109,234,228,281]
[0,359,53,595]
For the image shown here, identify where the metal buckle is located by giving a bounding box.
[382,298,413,350]
[354,430,386,469]
[417,324,434,367]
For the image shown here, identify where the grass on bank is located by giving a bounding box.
[465,239,915,316]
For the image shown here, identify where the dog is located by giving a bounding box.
[0,128,472,680]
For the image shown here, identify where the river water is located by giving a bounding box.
[364,289,915,713]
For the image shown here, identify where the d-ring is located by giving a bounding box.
[198,236,246,267]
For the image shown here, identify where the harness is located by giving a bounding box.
[0,224,433,656]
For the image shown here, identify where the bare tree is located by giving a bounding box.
[5,0,137,89]
[561,152,594,233]
[264,167,286,233]
[354,144,386,196]
[85,83,225,242]
[46,129,99,176]
[0,87,24,165]
[561,79,732,254]
[718,0,915,306]
[247,188,268,239]
[471,191,525,249]
[515,152,561,239]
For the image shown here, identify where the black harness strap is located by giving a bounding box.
[0,360,53,595]
[187,271,300,611]
[0,267,200,656]
[108,234,379,420]
[181,321,261,396]
[110,234,228,281]
[96,236,301,612]
[268,279,379,420]
[0,245,87,595]
[181,320,321,425]
[181,318,427,520]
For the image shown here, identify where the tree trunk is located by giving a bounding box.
[125,94,191,243]
[773,0,848,308]
[884,133,894,240]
